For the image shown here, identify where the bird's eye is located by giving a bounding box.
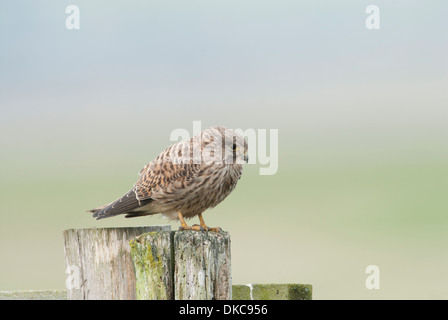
[232,143,237,151]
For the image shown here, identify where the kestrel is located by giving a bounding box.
[88,126,248,231]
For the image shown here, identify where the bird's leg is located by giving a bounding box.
[178,211,203,231]
[193,213,222,232]
[178,211,221,232]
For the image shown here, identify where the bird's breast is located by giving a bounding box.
[151,164,243,219]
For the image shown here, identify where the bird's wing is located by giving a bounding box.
[133,138,206,201]
[88,189,153,220]
[89,136,210,220]
[134,160,203,201]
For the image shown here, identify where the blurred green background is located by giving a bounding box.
[1,1,447,299]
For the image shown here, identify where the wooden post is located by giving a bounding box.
[129,230,232,300]
[232,283,313,300]
[129,231,173,300]
[63,226,170,300]
[173,231,232,300]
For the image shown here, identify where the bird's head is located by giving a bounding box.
[201,127,248,165]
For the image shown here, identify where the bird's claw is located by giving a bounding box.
[192,224,206,231]
[179,224,221,232]
[198,225,222,232]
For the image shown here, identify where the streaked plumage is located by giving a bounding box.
[88,126,248,231]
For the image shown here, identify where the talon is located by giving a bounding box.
[192,224,206,232]
[197,213,221,232]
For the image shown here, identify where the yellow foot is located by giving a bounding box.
[177,211,222,232]
[178,224,222,232]
[194,224,222,232]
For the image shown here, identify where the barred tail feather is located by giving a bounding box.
[88,189,152,220]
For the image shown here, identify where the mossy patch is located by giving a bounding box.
[232,283,312,300]
[129,231,172,300]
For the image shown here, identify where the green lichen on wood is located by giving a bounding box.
[130,231,173,300]
[232,283,312,300]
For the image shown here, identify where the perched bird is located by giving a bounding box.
[88,126,248,231]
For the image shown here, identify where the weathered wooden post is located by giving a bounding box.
[232,283,313,300]
[64,226,231,300]
[129,230,232,300]
[129,231,173,300]
[63,226,170,300]
[173,231,231,300]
